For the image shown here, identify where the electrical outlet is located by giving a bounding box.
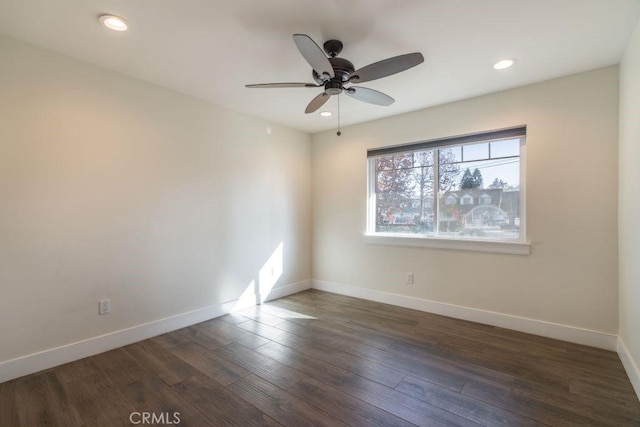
[405,272,414,285]
[99,299,111,315]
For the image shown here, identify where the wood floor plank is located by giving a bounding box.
[199,318,271,349]
[461,377,625,426]
[384,340,515,388]
[276,320,469,391]
[253,340,479,426]
[149,329,193,349]
[166,341,250,386]
[236,319,309,347]
[61,372,137,426]
[175,323,234,350]
[325,301,420,328]
[569,362,639,393]
[569,377,640,411]
[227,373,349,427]
[124,340,201,386]
[509,376,640,425]
[414,316,568,357]
[254,340,355,389]
[0,380,20,427]
[252,303,318,321]
[123,375,213,427]
[53,357,101,385]
[91,347,150,388]
[296,340,407,388]
[213,342,304,390]
[172,375,282,426]
[235,307,287,326]
[345,316,560,390]
[396,375,538,427]
[273,309,395,350]
[298,316,399,349]
[217,313,251,325]
[288,376,416,427]
[11,371,84,427]
[338,374,480,427]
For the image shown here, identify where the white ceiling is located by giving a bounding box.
[1,0,639,133]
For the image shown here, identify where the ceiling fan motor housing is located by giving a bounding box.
[324,81,342,95]
[313,56,355,84]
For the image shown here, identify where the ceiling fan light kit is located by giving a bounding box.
[246,34,425,135]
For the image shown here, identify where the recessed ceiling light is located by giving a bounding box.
[319,111,332,117]
[493,59,516,70]
[98,14,128,32]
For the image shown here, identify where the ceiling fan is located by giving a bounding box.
[246,34,424,114]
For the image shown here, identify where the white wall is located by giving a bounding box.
[619,16,640,396]
[0,35,311,364]
[312,67,619,337]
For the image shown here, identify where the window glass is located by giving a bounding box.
[490,139,520,158]
[375,151,435,235]
[439,146,461,164]
[462,143,489,162]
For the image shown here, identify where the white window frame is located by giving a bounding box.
[365,129,529,256]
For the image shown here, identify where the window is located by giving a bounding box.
[479,193,492,205]
[445,195,457,205]
[461,194,474,205]
[367,126,525,242]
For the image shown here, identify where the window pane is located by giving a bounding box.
[439,146,461,164]
[438,157,520,240]
[375,150,435,235]
[462,143,489,162]
[490,138,519,158]
[394,153,414,169]
[438,156,461,192]
[375,156,393,171]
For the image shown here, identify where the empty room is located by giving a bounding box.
[1,0,640,425]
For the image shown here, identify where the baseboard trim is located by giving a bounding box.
[311,280,618,351]
[0,279,312,384]
[0,300,235,384]
[2,278,619,384]
[263,279,312,302]
[618,337,640,400]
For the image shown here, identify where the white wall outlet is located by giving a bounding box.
[406,272,414,285]
[99,299,111,315]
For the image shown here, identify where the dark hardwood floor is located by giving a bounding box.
[2,290,639,426]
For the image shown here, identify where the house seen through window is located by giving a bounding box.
[367,127,525,241]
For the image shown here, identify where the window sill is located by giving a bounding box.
[363,234,530,255]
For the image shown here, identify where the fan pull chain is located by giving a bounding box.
[337,95,342,136]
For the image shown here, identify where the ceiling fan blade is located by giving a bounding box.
[350,52,424,83]
[293,34,335,79]
[246,83,320,88]
[346,86,395,106]
[305,92,331,114]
